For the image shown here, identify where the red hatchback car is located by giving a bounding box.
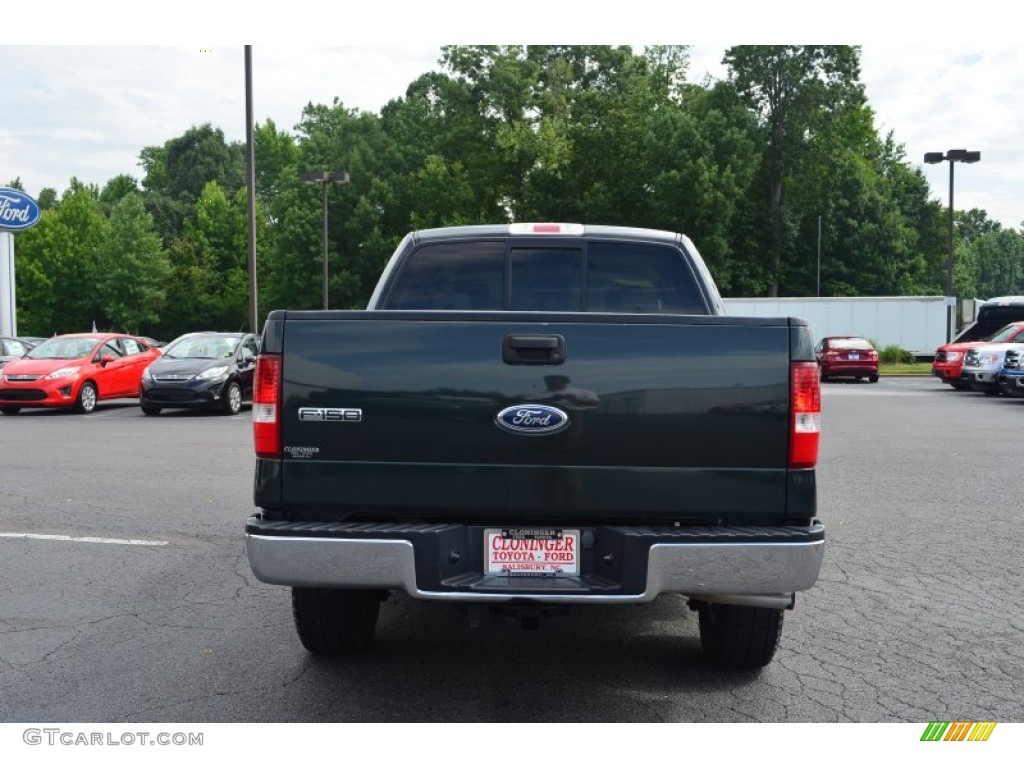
[0,333,161,415]
[815,336,879,383]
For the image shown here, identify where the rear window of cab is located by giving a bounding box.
[382,240,709,314]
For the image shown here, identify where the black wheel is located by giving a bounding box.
[222,381,242,415]
[291,587,384,654]
[696,601,784,670]
[950,381,968,391]
[74,381,98,414]
[868,374,879,383]
[1,406,21,415]
[141,404,162,416]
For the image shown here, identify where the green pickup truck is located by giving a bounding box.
[245,223,824,669]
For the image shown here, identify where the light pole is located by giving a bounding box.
[300,170,350,309]
[924,149,980,342]
[244,46,258,334]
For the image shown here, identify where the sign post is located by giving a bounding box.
[0,187,43,337]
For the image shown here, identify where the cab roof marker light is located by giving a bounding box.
[508,223,585,236]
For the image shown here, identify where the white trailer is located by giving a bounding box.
[721,296,950,357]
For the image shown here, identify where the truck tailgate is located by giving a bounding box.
[275,312,795,523]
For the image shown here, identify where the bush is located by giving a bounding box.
[879,344,915,364]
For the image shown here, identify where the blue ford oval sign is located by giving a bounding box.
[495,404,570,435]
[0,188,42,232]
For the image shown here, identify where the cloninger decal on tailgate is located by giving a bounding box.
[284,446,320,459]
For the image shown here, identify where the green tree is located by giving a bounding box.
[15,180,108,334]
[724,45,865,295]
[253,119,300,201]
[140,124,246,244]
[36,188,59,210]
[644,79,764,294]
[96,192,171,333]
[162,181,252,336]
[800,131,941,297]
[260,99,406,311]
[969,228,1024,299]
[99,174,140,215]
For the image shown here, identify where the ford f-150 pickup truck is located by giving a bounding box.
[245,223,824,669]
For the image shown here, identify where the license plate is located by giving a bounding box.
[485,528,579,575]
[848,353,860,360]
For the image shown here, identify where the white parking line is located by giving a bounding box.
[0,533,168,546]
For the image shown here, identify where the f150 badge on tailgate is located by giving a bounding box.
[495,404,569,435]
[298,407,362,422]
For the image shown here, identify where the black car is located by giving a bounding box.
[0,336,36,370]
[139,332,259,415]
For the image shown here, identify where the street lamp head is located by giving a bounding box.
[300,170,351,184]
[924,152,944,164]
[945,149,981,164]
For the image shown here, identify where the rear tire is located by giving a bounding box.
[74,381,98,414]
[141,404,162,416]
[868,374,879,383]
[950,381,968,391]
[291,587,383,654]
[1,406,21,415]
[696,601,784,670]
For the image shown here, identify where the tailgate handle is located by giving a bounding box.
[502,334,565,365]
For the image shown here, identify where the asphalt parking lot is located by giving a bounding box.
[0,377,1021,723]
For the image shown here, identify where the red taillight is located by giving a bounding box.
[790,362,821,469]
[253,354,282,459]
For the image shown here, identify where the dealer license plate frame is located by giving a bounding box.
[484,528,580,576]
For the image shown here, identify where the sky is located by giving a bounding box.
[4,4,1022,229]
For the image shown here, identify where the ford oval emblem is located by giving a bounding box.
[0,188,42,232]
[495,404,570,435]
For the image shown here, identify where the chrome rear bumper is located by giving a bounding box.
[246,520,825,608]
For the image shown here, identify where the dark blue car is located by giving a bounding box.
[139,332,259,415]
